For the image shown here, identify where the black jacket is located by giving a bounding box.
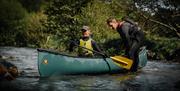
[117,21,144,49]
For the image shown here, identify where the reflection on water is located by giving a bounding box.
[0,47,180,91]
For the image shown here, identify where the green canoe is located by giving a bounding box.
[37,47,148,77]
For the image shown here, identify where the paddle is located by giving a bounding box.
[70,41,133,70]
[70,41,111,72]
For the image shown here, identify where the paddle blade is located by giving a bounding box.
[110,56,133,70]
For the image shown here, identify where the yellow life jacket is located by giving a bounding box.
[79,38,93,56]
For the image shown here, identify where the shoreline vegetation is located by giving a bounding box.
[0,0,179,62]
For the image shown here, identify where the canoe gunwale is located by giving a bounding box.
[37,48,148,77]
[37,48,107,59]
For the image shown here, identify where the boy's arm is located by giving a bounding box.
[69,40,80,52]
[91,40,102,52]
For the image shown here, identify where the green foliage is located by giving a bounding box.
[43,0,180,60]
[78,0,118,43]
[19,0,43,12]
[44,0,91,51]
[145,34,180,60]
[135,0,180,38]
[20,12,47,47]
[0,0,48,47]
[0,0,179,61]
[0,0,27,46]
[0,0,27,25]
[133,0,180,60]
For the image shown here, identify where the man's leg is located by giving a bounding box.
[129,41,141,72]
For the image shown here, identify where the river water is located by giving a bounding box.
[0,47,180,91]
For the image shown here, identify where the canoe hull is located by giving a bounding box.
[38,47,148,77]
[38,49,123,77]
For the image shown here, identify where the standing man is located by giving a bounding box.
[106,17,144,72]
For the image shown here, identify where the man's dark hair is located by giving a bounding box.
[106,17,115,24]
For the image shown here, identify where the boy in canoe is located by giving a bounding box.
[106,17,145,72]
[69,26,102,57]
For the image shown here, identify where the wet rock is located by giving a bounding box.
[0,55,15,61]
[24,68,34,70]
[19,70,25,75]
[0,61,18,81]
